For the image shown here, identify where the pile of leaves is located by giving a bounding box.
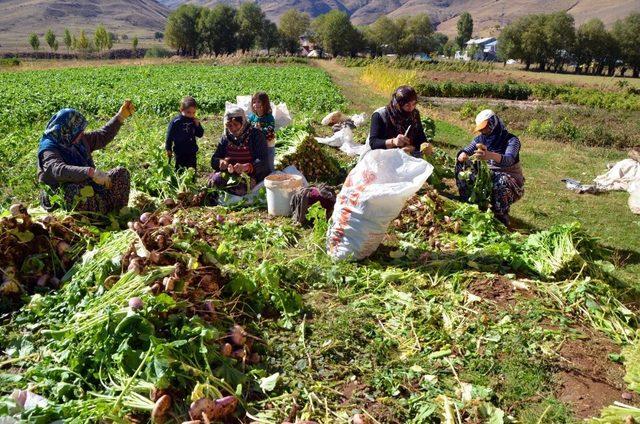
[0,205,95,313]
[276,126,344,184]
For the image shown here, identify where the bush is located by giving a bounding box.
[240,56,308,65]
[0,58,20,67]
[338,57,494,73]
[416,81,532,100]
[144,47,173,58]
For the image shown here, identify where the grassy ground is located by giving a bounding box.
[316,60,640,291]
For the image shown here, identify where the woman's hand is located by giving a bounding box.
[393,134,411,147]
[474,149,501,162]
[233,163,252,174]
[457,152,469,163]
[92,169,112,189]
[117,99,135,122]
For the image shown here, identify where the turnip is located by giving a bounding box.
[164,198,177,208]
[215,215,225,224]
[36,274,50,287]
[163,276,176,291]
[128,258,144,274]
[221,343,233,357]
[128,297,143,310]
[352,413,370,424]
[249,352,261,364]
[9,203,26,217]
[133,222,144,233]
[140,212,153,224]
[230,325,246,346]
[181,421,201,424]
[56,241,70,256]
[49,277,60,288]
[453,221,461,234]
[155,235,167,250]
[158,214,173,227]
[189,398,215,420]
[127,221,135,231]
[151,282,163,295]
[151,394,172,423]
[232,349,246,361]
[149,251,162,265]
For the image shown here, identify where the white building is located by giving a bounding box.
[455,37,498,61]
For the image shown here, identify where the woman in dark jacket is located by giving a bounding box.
[368,85,428,156]
[37,100,135,213]
[456,109,525,226]
[209,107,268,196]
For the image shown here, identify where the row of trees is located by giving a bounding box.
[165,4,454,58]
[29,26,139,53]
[499,12,640,77]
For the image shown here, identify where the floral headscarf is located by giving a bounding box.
[37,109,90,167]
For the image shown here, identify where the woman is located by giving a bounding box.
[368,85,428,156]
[209,107,268,196]
[37,100,135,213]
[456,109,524,226]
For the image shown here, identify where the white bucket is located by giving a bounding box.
[264,174,304,216]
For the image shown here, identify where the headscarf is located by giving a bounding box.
[37,109,90,168]
[385,89,420,141]
[224,107,251,146]
[478,113,512,154]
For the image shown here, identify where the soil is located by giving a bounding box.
[466,275,521,307]
[554,326,636,419]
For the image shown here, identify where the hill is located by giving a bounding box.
[0,0,169,51]
[158,0,640,35]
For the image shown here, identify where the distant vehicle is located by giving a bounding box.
[414,53,432,62]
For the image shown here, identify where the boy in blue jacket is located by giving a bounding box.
[166,96,204,171]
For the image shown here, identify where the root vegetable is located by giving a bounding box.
[164,198,177,208]
[158,214,173,227]
[140,212,153,224]
[56,241,70,256]
[151,394,172,423]
[221,343,233,357]
[151,282,163,295]
[182,422,201,424]
[149,251,162,265]
[163,276,176,291]
[189,398,215,420]
[232,349,246,360]
[49,277,60,288]
[249,352,261,364]
[133,222,144,233]
[127,221,135,231]
[230,325,246,346]
[128,297,143,310]
[352,414,371,424]
[9,203,27,217]
[216,215,225,224]
[36,274,50,287]
[128,258,144,274]
[155,235,167,250]
[453,221,461,234]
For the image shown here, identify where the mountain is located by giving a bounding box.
[0,0,169,51]
[157,0,640,35]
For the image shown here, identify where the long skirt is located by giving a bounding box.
[41,167,131,214]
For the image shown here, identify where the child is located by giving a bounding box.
[166,96,204,172]
[248,92,276,172]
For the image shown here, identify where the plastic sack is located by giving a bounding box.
[321,111,345,126]
[327,149,433,260]
[235,95,254,115]
[350,113,367,127]
[274,103,292,129]
[315,127,368,157]
[630,189,640,214]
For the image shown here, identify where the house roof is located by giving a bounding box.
[465,37,497,46]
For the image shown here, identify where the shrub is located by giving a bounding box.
[144,47,173,58]
[0,58,20,67]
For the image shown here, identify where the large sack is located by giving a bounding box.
[326,149,433,260]
[630,189,640,214]
[274,103,292,129]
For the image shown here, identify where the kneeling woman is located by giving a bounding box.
[456,110,524,226]
[37,101,135,213]
[209,107,269,196]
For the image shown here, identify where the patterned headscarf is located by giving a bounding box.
[37,109,90,168]
[480,114,511,153]
[224,107,251,145]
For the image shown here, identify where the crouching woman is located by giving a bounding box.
[456,109,525,226]
[208,107,268,196]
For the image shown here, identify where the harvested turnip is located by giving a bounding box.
[151,282,163,295]
[36,274,50,287]
[128,297,143,310]
[163,276,176,291]
[128,258,144,274]
[352,414,370,424]
[49,277,60,288]
[149,251,162,264]
[181,421,201,424]
[9,203,26,217]
[249,352,261,364]
[158,214,173,227]
[151,394,172,423]
[189,398,215,420]
[221,343,233,357]
[140,212,153,224]
[230,325,246,346]
[453,221,461,234]
[133,222,144,233]
[56,241,70,256]
[209,396,238,419]
[164,198,177,208]
[127,221,135,231]
[155,235,167,250]
[232,349,246,360]
[216,215,225,224]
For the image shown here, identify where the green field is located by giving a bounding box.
[0,61,639,423]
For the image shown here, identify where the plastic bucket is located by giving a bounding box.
[264,174,304,216]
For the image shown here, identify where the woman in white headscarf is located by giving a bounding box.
[209,107,269,195]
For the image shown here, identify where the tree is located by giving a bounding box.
[154,31,164,40]
[499,14,547,70]
[109,32,119,44]
[312,10,360,57]
[365,16,403,55]
[94,24,110,51]
[63,28,72,52]
[260,20,280,53]
[456,12,473,49]
[278,9,310,54]
[165,4,202,56]
[398,13,433,55]
[197,4,239,55]
[443,39,457,58]
[613,13,640,77]
[77,30,90,52]
[430,32,449,55]
[53,40,59,52]
[45,29,56,51]
[29,33,40,51]
[545,11,575,72]
[237,2,266,52]
[575,19,610,74]
[132,36,139,51]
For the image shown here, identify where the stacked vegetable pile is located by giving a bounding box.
[0,205,94,313]
[275,125,345,184]
[0,210,273,422]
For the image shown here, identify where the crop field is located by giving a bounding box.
[0,60,639,424]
